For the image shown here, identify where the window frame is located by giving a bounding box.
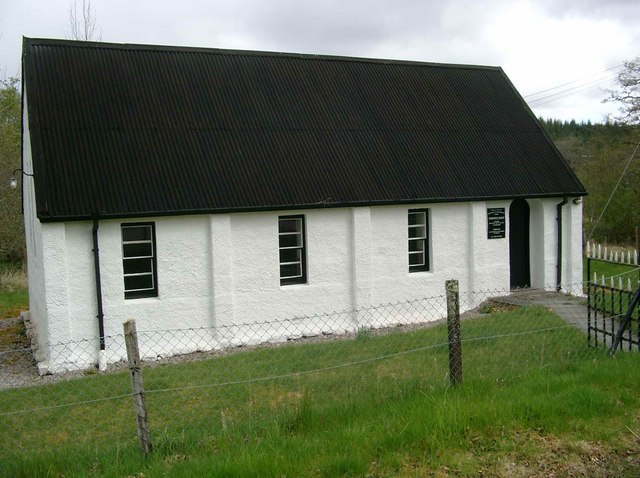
[278,215,307,286]
[121,222,158,299]
[408,208,430,273]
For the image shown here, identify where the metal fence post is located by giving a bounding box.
[445,280,462,385]
[609,284,640,354]
[123,320,153,456]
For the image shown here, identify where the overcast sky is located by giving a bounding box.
[1,0,638,122]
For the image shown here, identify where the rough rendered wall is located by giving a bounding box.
[35,198,585,372]
[527,197,583,291]
[22,91,49,364]
[528,198,557,289]
[368,202,510,304]
[564,200,583,292]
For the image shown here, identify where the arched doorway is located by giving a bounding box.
[509,198,530,288]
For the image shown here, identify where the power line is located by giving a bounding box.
[523,64,622,99]
[586,141,640,241]
[526,75,617,107]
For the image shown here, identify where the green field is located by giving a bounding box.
[584,256,640,289]
[0,289,28,320]
[1,306,638,477]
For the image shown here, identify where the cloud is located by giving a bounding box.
[2,0,639,121]
[539,0,640,22]
[206,0,450,56]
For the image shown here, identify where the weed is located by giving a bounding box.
[0,264,28,319]
[0,266,27,293]
[355,326,372,341]
[478,301,519,314]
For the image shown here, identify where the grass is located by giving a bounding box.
[584,256,640,289]
[0,263,28,319]
[0,289,29,320]
[1,306,639,477]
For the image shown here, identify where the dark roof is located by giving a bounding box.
[22,37,586,222]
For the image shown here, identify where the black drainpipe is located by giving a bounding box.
[556,197,568,292]
[92,217,105,351]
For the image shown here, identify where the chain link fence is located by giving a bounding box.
[1,280,637,470]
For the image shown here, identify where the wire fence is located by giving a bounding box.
[1,280,638,469]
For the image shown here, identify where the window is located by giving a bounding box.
[278,215,307,285]
[121,223,158,299]
[408,209,430,272]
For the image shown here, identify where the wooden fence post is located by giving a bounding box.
[123,320,153,456]
[445,280,462,385]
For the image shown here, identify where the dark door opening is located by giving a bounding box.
[509,198,530,289]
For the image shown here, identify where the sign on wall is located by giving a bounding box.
[487,208,505,239]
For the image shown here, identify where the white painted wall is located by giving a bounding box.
[564,200,584,293]
[28,201,544,371]
[527,198,583,291]
[22,90,49,365]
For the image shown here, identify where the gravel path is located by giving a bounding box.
[0,314,40,388]
[491,288,588,333]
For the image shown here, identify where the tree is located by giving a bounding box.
[0,77,24,263]
[602,57,640,251]
[67,0,101,41]
[540,118,640,247]
[604,57,640,125]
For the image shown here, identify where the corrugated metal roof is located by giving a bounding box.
[22,38,586,221]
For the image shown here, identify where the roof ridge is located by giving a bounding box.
[22,36,501,72]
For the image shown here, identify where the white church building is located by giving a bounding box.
[19,38,586,373]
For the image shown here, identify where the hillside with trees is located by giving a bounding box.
[539,118,640,247]
[0,77,23,264]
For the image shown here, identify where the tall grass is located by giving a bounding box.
[0,264,28,319]
[0,264,27,293]
[1,307,639,477]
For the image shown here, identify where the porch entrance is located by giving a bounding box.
[509,198,530,289]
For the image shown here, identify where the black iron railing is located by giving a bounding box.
[587,257,640,351]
